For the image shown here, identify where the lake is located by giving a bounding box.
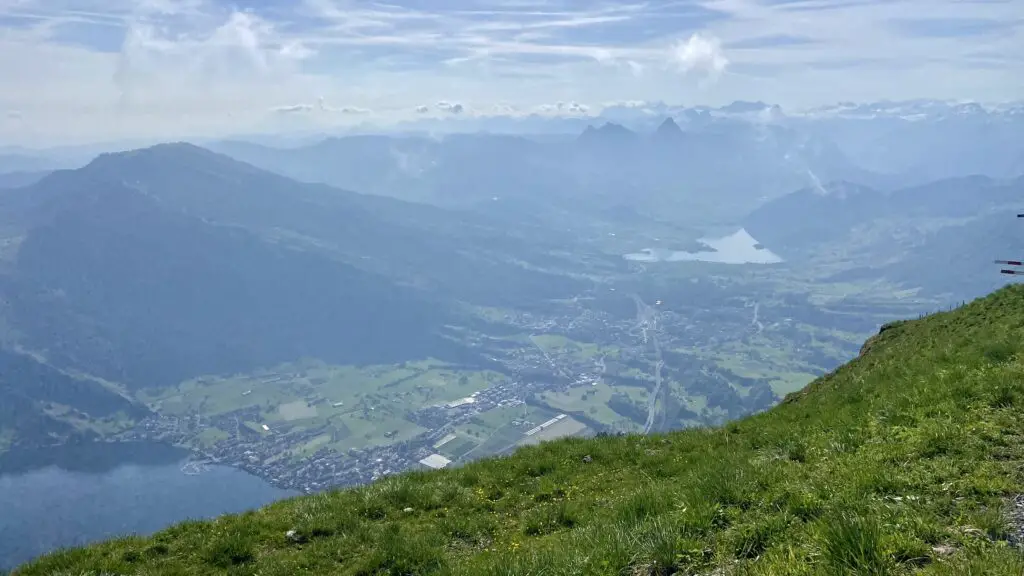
[0,441,296,571]
[623,228,783,264]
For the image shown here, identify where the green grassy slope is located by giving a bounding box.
[18,286,1024,575]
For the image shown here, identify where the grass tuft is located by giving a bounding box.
[820,512,890,575]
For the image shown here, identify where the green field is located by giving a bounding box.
[139,358,506,456]
[194,428,231,448]
[142,359,501,416]
[690,323,857,397]
[530,334,617,361]
[326,412,427,453]
[453,405,564,461]
[436,435,477,461]
[517,415,589,447]
[540,381,645,430]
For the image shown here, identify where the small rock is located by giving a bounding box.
[582,455,593,464]
[932,544,956,557]
[629,563,654,576]
[403,507,414,513]
[286,529,304,543]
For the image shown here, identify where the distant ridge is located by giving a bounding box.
[577,122,636,144]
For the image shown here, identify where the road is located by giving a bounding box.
[632,294,664,434]
[751,301,764,334]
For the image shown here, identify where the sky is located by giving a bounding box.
[0,0,1021,145]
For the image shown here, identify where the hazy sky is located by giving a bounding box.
[1,0,1021,145]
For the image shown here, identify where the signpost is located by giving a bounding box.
[996,214,1024,276]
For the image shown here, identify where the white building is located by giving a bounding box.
[418,453,452,470]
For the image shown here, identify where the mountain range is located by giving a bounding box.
[743,174,1024,300]
[4,98,1021,219]
[0,97,1020,460]
[2,95,1023,574]
[0,144,600,450]
[0,171,49,189]
[207,117,888,228]
[743,175,1024,251]
[369,98,1024,184]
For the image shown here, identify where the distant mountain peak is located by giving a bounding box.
[94,141,206,160]
[594,122,634,138]
[82,141,259,180]
[719,100,769,114]
[653,117,684,139]
[578,122,636,144]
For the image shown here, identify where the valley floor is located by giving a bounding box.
[17,286,1024,575]
[96,285,894,494]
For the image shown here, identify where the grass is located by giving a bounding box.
[16,285,1024,575]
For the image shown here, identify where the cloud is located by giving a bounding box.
[271,103,316,114]
[113,9,314,109]
[490,102,520,115]
[0,0,1022,145]
[337,105,372,115]
[603,100,651,109]
[725,34,818,49]
[535,101,589,115]
[671,32,728,79]
[889,17,1019,39]
[435,101,465,114]
[270,97,372,115]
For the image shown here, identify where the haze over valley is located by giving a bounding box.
[2,0,1023,570]
[3,100,1022,494]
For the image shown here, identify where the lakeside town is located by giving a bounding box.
[117,373,602,493]
[109,293,824,493]
[111,298,672,492]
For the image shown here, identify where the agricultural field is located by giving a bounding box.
[442,404,594,462]
[138,358,507,455]
[529,334,616,361]
[517,414,589,447]
[540,381,645,431]
[141,359,502,416]
[688,320,866,397]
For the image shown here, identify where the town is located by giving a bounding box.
[117,365,607,493]
[113,292,822,493]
